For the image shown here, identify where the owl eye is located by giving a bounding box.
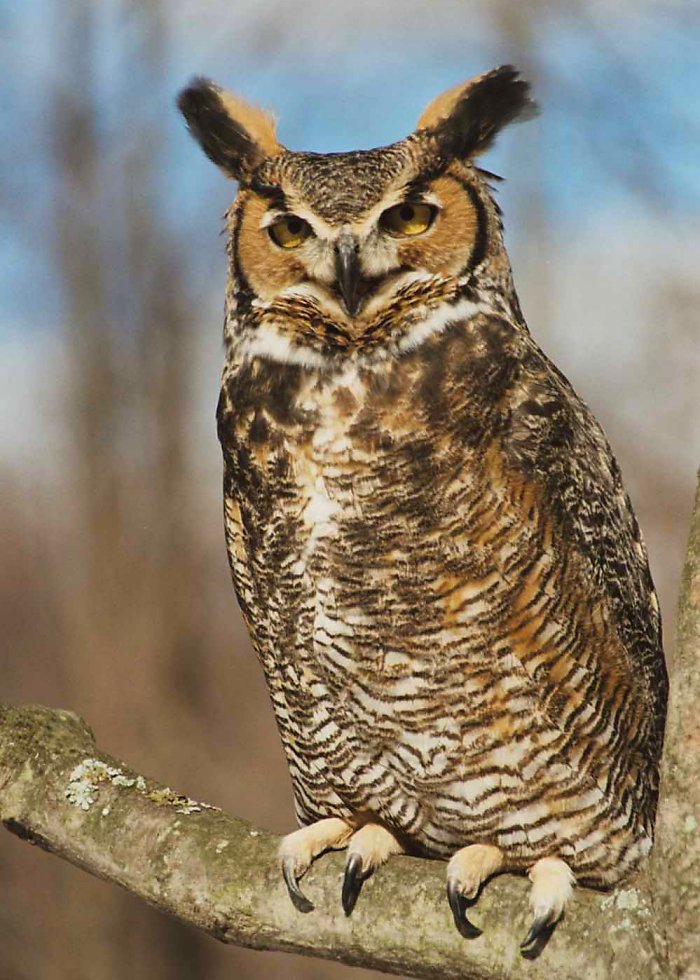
[268,215,312,249]
[380,202,436,238]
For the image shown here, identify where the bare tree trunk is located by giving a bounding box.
[1,471,698,980]
[51,0,123,637]
[651,467,700,976]
[48,3,213,976]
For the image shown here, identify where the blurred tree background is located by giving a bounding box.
[1,1,698,977]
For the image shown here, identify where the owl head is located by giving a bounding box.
[178,66,536,361]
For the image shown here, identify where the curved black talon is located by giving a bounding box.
[520,913,554,951]
[282,859,314,913]
[446,879,482,939]
[342,852,365,916]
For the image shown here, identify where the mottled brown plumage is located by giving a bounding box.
[179,66,668,947]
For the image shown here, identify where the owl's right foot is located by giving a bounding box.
[279,817,353,912]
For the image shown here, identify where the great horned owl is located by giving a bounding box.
[178,66,668,949]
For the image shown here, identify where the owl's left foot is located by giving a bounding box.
[520,857,575,952]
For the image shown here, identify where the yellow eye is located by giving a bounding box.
[268,215,312,249]
[380,202,436,237]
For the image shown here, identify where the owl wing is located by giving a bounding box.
[497,331,668,760]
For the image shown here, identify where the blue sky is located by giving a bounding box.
[1,2,699,338]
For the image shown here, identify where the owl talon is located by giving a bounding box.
[520,856,575,954]
[341,823,404,915]
[342,852,365,915]
[278,817,354,913]
[446,879,482,938]
[282,858,315,913]
[445,843,503,939]
[520,912,553,950]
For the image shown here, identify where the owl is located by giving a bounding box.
[178,66,668,949]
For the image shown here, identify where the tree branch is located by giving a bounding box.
[1,470,698,978]
[0,706,668,979]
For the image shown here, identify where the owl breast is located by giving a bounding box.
[217,315,656,887]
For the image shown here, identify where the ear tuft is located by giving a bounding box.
[417,65,538,159]
[177,77,280,181]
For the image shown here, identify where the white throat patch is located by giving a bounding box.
[234,295,495,369]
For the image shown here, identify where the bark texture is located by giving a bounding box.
[0,471,698,979]
[651,468,700,978]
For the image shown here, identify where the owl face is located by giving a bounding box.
[179,67,536,356]
[235,147,483,321]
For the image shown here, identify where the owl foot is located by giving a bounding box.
[446,844,504,938]
[342,823,404,915]
[279,817,353,913]
[520,856,575,952]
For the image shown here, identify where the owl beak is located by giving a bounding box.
[335,237,362,317]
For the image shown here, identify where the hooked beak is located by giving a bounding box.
[335,237,362,317]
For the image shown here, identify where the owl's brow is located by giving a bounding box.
[399,167,453,203]
[249,176,288,211]
[399,175,433,201]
